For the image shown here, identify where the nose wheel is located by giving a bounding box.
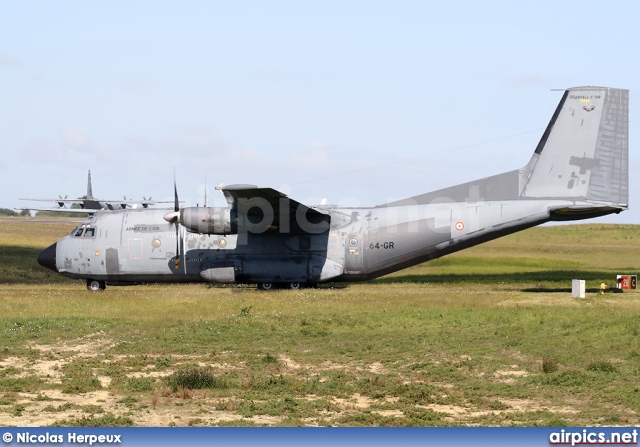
[86,279,106,291]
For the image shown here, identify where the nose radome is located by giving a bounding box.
[37,243,58,272]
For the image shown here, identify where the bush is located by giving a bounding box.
[0,208,17,217]
[52,413,134,427]
[542,356,559,374]
[166,367,222,392]
[586,359,618,373]
[124,377,154,392]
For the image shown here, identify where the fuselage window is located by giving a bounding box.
[84,228,95,238]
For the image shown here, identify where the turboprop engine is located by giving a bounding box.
[164,207,237,235]
[181,207,237,234]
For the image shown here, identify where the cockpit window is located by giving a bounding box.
[72,226,96,237]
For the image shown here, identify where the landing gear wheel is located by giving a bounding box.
[86,279,106,291]
[288,282,301,290]
[258,282,273,291]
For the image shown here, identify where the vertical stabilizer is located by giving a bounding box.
[520,87,629,208]
[87,170,94,200]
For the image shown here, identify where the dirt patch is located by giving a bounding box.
[279,355,302,370]
[494,368,529,384]
[0,335,610,426]
[31,333,115,357]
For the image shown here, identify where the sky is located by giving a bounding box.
[1,0,638,222]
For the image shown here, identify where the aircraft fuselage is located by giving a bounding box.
[38,196,618,289]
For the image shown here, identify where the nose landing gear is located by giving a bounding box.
[86,279,106,291]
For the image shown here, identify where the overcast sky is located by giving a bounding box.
[1,1,638,222]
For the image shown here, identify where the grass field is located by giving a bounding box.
[1,219,639,426]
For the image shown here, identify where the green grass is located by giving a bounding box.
[0,221,639,426]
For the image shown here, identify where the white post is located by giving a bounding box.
[572,279,585,299]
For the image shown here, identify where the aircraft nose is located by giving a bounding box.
[37,243,58,272]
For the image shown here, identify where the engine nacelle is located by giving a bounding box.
[180,207,237,235]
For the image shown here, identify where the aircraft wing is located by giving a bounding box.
[18,198,86,208]
[19,198,164,209]
[221,185,330,232]
[109,199,160,205]
[19,198,79,202]
[15,207,93,214]
[107,200,156,209]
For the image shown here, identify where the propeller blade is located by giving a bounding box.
[174,224,180,270]
[172,170,181,269]
[173,171,179,213]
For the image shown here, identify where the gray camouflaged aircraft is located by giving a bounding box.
[38,86,629,291]
[18,170,164,214]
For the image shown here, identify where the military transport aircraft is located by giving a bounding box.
[18,170,161,214]
[37,86,629,291]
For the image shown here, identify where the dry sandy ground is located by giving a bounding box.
[0,332,586,427]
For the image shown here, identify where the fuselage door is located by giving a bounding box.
[344,235,363,273]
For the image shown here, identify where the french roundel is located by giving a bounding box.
[454,221,465,231]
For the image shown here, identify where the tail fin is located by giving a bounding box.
[86,170,94,200]
[520,86,629,208]
[379,86,628,216]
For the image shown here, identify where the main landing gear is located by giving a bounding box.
[86,279,106,291]
[258,282,274,291]
[257,282,306,291]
